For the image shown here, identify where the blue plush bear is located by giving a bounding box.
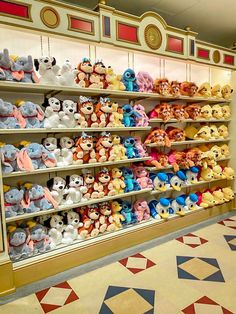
[4,187,25,218]
[119,200,137,224]
[24,184,53,213]
[121,68,139,92]
[123,137,140,159]
[122,167,141,192]
[0,99,21,129]
[149,172,168,191]
[122,104,141,127]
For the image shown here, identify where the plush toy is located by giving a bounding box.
[153,78,170,95]
[17,101,44,128]
[122,104,141,127]
[82,169,103,199]
[167,171,187,191]
[210,145,222,160]
[185,125,211,141]
[95,97,113,127]
[99,202,116,232]
[221,84,233,99]
[209,124,220,139]
[172,104,189,121]
[23,183,57,213]
[185,166,200,184]
[65,174,88,204]
[88,204,106,234]
[8,226,32,261]
[134,136,148,158]
[48,214,64,248]
[61,211,83,244]
[0,99,22,129]
[96,168,116,196]
[212,165,225,180]
[27,221,50,253]
[198,82,211,97]
[145,149,169,169]
[58,99,80,128]
[211,84,222,98]
[122,167,141,192]
[166,127,186,142]
[78,96,98,127]
[75,58,93,88]
[182,193,199,211]
[218,125,229,139]
[110,168,126,194]
[200,167,214,181]
[185,147,202,166]
[133,199,150,222]
[133,104,149,126]
[212,189,225,205]
[133,165,153,189]
[120,200,137,224]
[168,150,192,172]
[200,105,212,120]
[92,60,108,89]
[148,198,170,219]
[222,187,234,201]
[144,128,171,147]
[77,206,100,238]
[73,133,96,164]
[41,97,61,129]
[136,71,153,92]
[170,196,187,216]
[123,137,140,159]
[4,185,24,217]
[106,66,126,91]
[34,56,60,85]
[222,105,231,119]
[14,55,39,83]
[121,68,139,92]
[0,49,15,81]
[111,201,125,229]
[58,136,74,166]
[17,142,56,170]
[184,104,201,120]
[149,172,168,191]
[220,144,230,158]
[223,167,235,180]
[95,132,115,162]
[59,60,77,86]
[212,104,223,119]
[109,135,127,160]
[0,143,20,173]
[180,82,198,97]
[170,81,181,96]
[47,176,67,205]
[148,103,173,121]
[107,102,123,127]
[200,150,216,169]
[196,191,216,208]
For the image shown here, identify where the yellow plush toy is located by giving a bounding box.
[220,144,230,158]
[198,82,211,97]
[212,190,226,204]
[211,84,222,98]
[199,147,216,169]
[107,102,123,127]
[212,104,223,119]
[200,105,212,120]
[222,187,234,201]
[106,67,126,91]
[111,168,126,194]
[223,167,235,180]
[200,167,214,181]
[184,125,211,141]
[221,84,233,100]
[209,124,220,139]
[111,201,125,228]
[212,165,225,179]
[200,191,216,208]
[210,145,222,160]
[222,105,231,119]
[110,135,127,160]
[218,125,229,139]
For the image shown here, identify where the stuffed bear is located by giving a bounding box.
[136,71,153,92]
[222,187,234,201]
[58,99,80,128]
[212,165,225,179]
[121,68,139,92]
[106,66,126,91]
[47,176,67,205]
[170,81,181,96]
[144,128,171,147]
[95,132,115,162]
[78,96,98,127]
[110,168,126,194]
[17,101,44,128]
[220,144,230,158]
[73,132,97,164]
[133,199,150,222]
[153,78,170,95]
[148,103,173,122]
[107,102,123,127]
[65,174,88,204]
[80,205,101,236]
[0,143,20,173]
[34,56,60,85]
[223,167,235,180]
[4,185,25,217]
[59,60,78,86]
[0,99,22,129]
[95,168,116,196]
[8,226,32,261]
[209,124,220,139]
[42,97,61,128]
[196,191,216,208]
[200,167,214,181]
[212,189,225,205]
[198,82,211,97]
[61,211,83,244]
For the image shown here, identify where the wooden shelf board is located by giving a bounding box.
[149,118,231,123]
[5,188,152,223]
[146,138,230,147]
[3,157,150,178]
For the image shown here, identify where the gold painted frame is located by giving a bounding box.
[40,6,60,29]
[67,14,95,35]
[165,34,184,55]
[116,20,140,46]
[0,0,32,22]
[212,50,221,64]
[144,24,162,50]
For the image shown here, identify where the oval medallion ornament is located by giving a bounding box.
[213,50,221,64]
[40,6,60,29]
[144,24,162,50]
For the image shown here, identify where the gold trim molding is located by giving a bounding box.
[144,24,162,50]
[40,6,60,29]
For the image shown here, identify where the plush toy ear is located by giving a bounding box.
[22,189,30,208]
[41,97,49,108]
[36,105,44,121]
[44,187,58,208]
[65,175,70,185]
[47,178,54,190]
[17,148,34,171]
[52,57,56,66]
[34,59,39,71]
[41,146,56,168]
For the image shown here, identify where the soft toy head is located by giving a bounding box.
[195,126,211,140]
[77,58,93,73]
[27,184,44,199]
[4,187,24,203]
[82,169,95,184]
[210,145,222,160]
[202,191,216,206]
[47,176,66,191]
[112,135,121,145]
[133,166,148,178]
[34,56,56,71]
[133,199,149,212]
[154,78,170,95]
[66,211,81,227]
[212,190,225,204]
[97,132,113,148]
[145,128,168,144]
[122,167,134,179]
[76,133,94,151]
[172,104,188,120]
[123,137,135,148]
[166,127,185,141]
[122,104,133,116]
[28,222,47,241]
[60,137,74,149]
[158,198,170,219]
[170,81,181,96]
[200,105,212,119]
[99,201,111,215]
[97,97,113,113]
[87,204,100,220]
[111,167,123,179]
[185,193,198,210]
[96,168,111,184]
[221,84,233,99]
[220,144,230,157]
[61,100,77,115]
[122,68,136,82]
[42,97,61,111]
[168,171,186,191]
[211,84,221,97]
[180,82,198,96]
[67,174,84,187]
[198,82,211,96]
[212,104,223,119]
[185,104,201,120]
[9,227,28,246]
[111,201,122,213]
[0,100,16,114]
[79,96,94,114]
[155,103,173,121]
[218,125,229,138]
[50,214,64,231]
[209,124,220,138]
[222,105,231,119]
[223,167,235,179]
[222,187,234,201]
[121,200,132,213]
[42,137,57,151]
[0,144,19,161]
[212,165,224,179]
[200,167,214,181]
[150,172,168,191]
[93,60,106,74]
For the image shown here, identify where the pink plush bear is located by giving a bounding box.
[133,199,150,222]
[136,71,154,93]
[132,165,153,189]
[134,136,148,158]
[133,104,149,127]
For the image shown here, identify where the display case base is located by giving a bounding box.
[1,202,235,295]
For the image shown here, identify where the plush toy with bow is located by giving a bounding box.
[78,96,98,127]
[73,133,97,164]
[95,97,113,127]
[75,58,93,88]
[92,60,108,89]
[95,168,116,196]
[96,132,116,162]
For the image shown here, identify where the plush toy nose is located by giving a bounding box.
[59,221,62,225]
[44,59,49,63]
[69,109,73,112]
[104,176,109,179]
[74,219,78,223]
[131,74,135,78]
[46,143,50,146]
[87,144,91,147]
[108,140,112,144]
[89,176,93,179]
[59,186,63,189]
[75,181,79,184]
[108,104,112,108]
[102,65,105,68]
[130,139,134,144]
[87,107,92,110]
[126,108,131,112]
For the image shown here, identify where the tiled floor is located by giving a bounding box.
[1,214,236,313]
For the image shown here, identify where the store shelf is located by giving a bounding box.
[145,157,231,172]
[146,138,230,147]
[0,81,231,103]
[149,118,231,123]
[2,157,150,178]
[0,126,151,134]
[5,188,152,223]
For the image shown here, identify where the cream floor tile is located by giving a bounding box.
[0,295,42,314]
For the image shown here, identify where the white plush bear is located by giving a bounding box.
[42,97,61,128]
[34,57,60,85]
[58,100,80,128]
[59,60,78,86]
[61,211,83,244]
[47,176,67,205]
[65,174,88,204]
[48,214,64,249]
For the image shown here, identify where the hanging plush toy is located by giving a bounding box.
[34,56,60,85]
[59,59,78,86]
[121,68,139,92]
